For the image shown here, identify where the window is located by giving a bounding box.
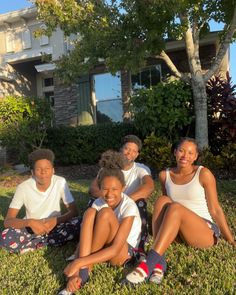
[42,76,54,106]
[43,77,54,87]
[22,29,31,50]
[93,72,122,123]
[131,65,162,89]
[39,25,49,46]
[44,91,54,107]
[40,34,49,46]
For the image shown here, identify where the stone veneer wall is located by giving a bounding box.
[53,80,79,126]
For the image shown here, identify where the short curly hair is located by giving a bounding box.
[97,150,126,188]
[122,134,142,152]
[28,149,55,169]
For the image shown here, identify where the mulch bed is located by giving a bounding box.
[0,164,99,188]
[0,174,31,188]
[55,164,99,180]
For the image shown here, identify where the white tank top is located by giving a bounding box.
[165,166,213,222]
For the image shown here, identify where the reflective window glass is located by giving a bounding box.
[131,65,161,89]
[93,72,122,123]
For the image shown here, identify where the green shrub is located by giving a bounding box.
[206,72,236,153]
[220,142,236,176]
[139,134,175,174]
[45,122,139,165]
[198,148,223,171]
[199,143,236,178]
[0,96,52,164]
[129,80,194,140]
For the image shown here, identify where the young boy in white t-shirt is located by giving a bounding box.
[0,149,81,253]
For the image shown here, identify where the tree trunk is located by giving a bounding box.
[121,69,132,121]
[191,74,208,149]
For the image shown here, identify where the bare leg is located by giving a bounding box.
[79,208,96,259]
[125,202,216,285]
[125,201,216,285]
[91,207,129,265]
[153,202,215,255]
[152,195,172,238]
[66,207,96,290]
[66,207,129,293]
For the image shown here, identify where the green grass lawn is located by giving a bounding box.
[0,179,235,295]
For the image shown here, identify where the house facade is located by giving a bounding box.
[0,6,230,129]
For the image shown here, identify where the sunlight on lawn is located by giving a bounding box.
[0,180,235,294]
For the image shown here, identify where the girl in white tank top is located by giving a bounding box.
[165,166,213,221]
[125,137,235,286]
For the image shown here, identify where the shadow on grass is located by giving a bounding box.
[0,194,27,230]
[43,240,79,292]
[42,186,90,293]
[0,195,26,230]
[0,195,13,229]
[70,189,90,215]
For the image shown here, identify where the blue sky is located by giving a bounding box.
[0,0,236,85]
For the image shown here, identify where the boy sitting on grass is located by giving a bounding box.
[0,149,81,254]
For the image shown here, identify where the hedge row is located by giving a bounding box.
[45,122,139,165]
[44,124,236,179]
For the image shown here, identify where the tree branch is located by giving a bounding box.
[155,50,190,83]
[204,5,236,82]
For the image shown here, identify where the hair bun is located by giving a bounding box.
[99,150,126,170]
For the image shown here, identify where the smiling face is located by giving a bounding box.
[121,142,139,165]
[32,159,54,191]
[100,176,125,209]
[174,140,198,168]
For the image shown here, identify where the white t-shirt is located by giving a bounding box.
[92,193,141,248]
[122,162,151,196]
[9,175,74,219]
